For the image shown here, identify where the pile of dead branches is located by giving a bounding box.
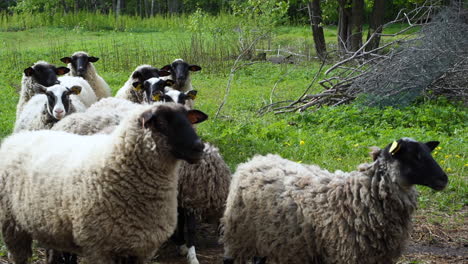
[261,2,468,114]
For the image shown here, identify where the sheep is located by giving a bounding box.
[222,138,448,264]
[160,59,202,92]
[172,143,231,264]
[0,102,209,264]
[115,65,170,103]
[51,97,137,135]
[60,51,111,100]
[17,61,69,120]
[14,83,85,133]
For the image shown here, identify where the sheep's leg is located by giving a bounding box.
[2,220,32,264]
[46,249,64,264]
[171,207,189,255]
[253,256,267,264]
[186,210,199,264]
[63,252,78,264]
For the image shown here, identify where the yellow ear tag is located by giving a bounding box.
[389,141,400,155]
[133,84,142,91]
[188,94,197,100]
[152,94,161,101]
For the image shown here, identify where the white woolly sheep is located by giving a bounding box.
[0,103,208,264]
[160,59,201,92]
[14,83,85,133]
[16,61,69,120]
[222,138,448,264]
[61,51,111,100]
[115,65,170,103]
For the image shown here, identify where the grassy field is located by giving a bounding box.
[0,11,466,262]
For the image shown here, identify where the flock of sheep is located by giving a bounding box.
[0,51,448,264]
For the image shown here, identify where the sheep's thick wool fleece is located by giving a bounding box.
[222,154,418,264]
[178,143,231,217]
[0,104,182,262]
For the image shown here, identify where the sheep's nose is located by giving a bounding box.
[192,139,204,153]
[55,109,64,114]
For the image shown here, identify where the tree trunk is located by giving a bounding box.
[337,0,352,52]
[151,0,155,16]
[365,0,385,52]
[307,1,327,61]
[116,0,121,16]
[350,0,364,52]
[61,0,69,13]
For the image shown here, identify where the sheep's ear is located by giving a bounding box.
[56,67,70,75]
[88,56,99,63]
[187,110,208,124]
[68,85,82,95]
[161,64,171,71]
[389,140,402,156]
[139,110,154,129]
[425,141,439,152]
[189,65,202,72]
[165,79,175,87]
[24,67,34,76]
[33,84,47,94]
[158,70,171,77]
[369,146,381,161]
[152,91,163,102]
[186,90,197,100]
[132,81,143,91]
[60,57,72,64]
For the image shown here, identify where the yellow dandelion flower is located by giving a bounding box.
[433,151,438,155]
[447,168,453,172]
[440,160,445,164]
[455,155,461,158]
[436,146,442,150]
[464,163,468,167]
[300,140,305,146]
[445,155,450,159]
[353,143,359,147]
[337,158,342,161]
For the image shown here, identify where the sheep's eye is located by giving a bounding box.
[164,96,173,102]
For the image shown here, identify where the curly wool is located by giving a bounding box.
[177,143,231,219]
[115,65,153,103]
[66,51,111,100]
[222,154,417,264]
[0,103,183,263]
[52,97,138,135]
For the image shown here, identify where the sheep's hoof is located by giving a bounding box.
[186,246,199,264]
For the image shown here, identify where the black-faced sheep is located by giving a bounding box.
[0,103,208,264]
[14,83,84,133]
[222,138,448,264]
[116,65,170,103]
[17,61,69,119]
[161,59,201,92]
[60,51,111,100]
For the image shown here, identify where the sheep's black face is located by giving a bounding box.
[24,64,69,87]
[142,105,208,163]
[61,54,99,77]
[161,60,201,90]
[383,138,448,190]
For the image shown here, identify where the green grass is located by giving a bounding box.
[0,13,466,218]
